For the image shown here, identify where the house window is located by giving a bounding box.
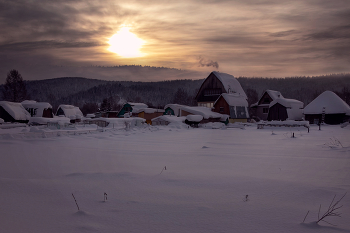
[219,107,224,113]
[263,108,268,114]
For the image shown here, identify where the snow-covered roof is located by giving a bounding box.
[57,105,83,119]
[215,93,248,107]
[128,103,148,113]
[133,108,164,114]
[304,91,350,115]
[265,90,284,100]
[181,106,223,119]
[212,71,247,99]
[252,90,284,106]
[269,98,303,109]
[152,115,186,122]
[0,101,31,121]
[164,104,187,116]
[21,100,52,117]
[186,115,204,122]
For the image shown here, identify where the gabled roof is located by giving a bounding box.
[215,93,248,107]
[269,98,303,109]
[57,105,83,119]
[212,71,247,98]
[252,90,284,107]
[128,103,148,113]
[304,91,350,115]
[0,101,31,121]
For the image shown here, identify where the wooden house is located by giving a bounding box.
[304,91,350,125]
[0,101,31,123]
[213,93,249,123]
[195,71,247,108]
[21,100,53,118]
[267,98,304,121]
[250,90,283,121]
[56,105,84,123]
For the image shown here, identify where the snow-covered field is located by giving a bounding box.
[0,123,349,233]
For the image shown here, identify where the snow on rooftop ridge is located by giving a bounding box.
[266,90,284,100]
[304,91,350,115]
[212,71,247,99]
[0,101,31,121]
[21,101,53,117]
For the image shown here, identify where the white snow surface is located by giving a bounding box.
[304,91,350,115]
[129,103,148,113]
[181,106,223,119]
[0,124,349,233]
[212,71,247,98]
[0,101,31,120]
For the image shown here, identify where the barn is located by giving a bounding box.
[0,101,31,123]
[21,100,53,118]
[304,91,350,125]
[213,93,249,123]
[195,71,247,108]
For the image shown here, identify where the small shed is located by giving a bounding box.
[213,93,249,123]
[0,101,31,123]
[21,100,53,118]
[56,105,84,123]
[137,108,165,124]
[304,91,350,125]
[267,98,304,121]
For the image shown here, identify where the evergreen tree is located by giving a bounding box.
[2,70,28,102]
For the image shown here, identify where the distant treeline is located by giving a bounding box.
[0,73,349,115]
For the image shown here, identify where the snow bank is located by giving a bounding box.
[0,118,4,124]
[29,117,70,125]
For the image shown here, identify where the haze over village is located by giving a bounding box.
[1,0,350,232]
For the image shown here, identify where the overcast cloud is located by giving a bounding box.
[0,0,349,83]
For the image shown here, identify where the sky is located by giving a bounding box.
[1,0,350,83]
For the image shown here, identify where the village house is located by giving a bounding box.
[21,100,53,118]
[251,90,304,121]
[304,91,350,125]
[195,71,247,108]
[212,93,249,123]
[0,101,31,123]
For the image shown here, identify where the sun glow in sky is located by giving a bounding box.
[108,26,146,58]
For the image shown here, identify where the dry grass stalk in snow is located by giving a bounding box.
[317,193,346,226]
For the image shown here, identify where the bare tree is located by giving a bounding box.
[2,69,28,102]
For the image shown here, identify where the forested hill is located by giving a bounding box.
[0,73,349,114]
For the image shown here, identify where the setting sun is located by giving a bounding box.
[108,26,145,58]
